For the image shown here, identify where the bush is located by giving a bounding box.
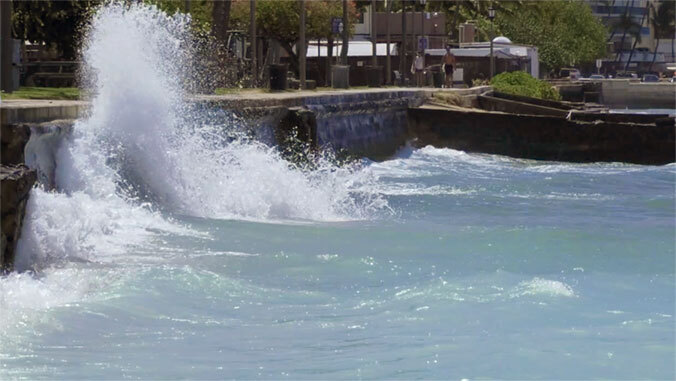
[490,71,561,101]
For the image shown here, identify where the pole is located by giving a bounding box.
[489,20,494,79]
[341,0,349,65]
[299,0,306,89]
[371,0,377,67]
[1,0,13,93]
[250,0,257,86]
[386,0,391,85]
[400,0,407,85]
[420,1,425,68]
[185,0,190,12]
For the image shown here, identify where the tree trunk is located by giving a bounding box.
[624,3,647,72]
[0,0,13,92]
[649,38,660,72]
[327,36,334,86]
[341,0,349,65]
[606,0,617,42]
[280,41,300,75]
[212,0,232,46]
[615,0,634,62]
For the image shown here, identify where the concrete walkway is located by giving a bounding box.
[1,86,491,124]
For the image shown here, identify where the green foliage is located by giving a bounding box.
[12,1,98,59]
[490,71,560,101]
[1,87,80,100]
[149,0,213,33]
[230,0,358,44]
[495,1,607,71]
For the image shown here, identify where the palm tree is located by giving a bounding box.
[648,0,676,72]
[613,7,642,62]
[603,0,618,42]
[623,2,648,71]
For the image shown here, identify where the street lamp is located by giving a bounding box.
[488,6,495,79]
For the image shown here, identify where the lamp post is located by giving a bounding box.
[488,6,495,79]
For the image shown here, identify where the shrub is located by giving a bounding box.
[490,71,561,101]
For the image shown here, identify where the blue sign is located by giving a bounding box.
[332,17,344,35]
[418,37,428,51]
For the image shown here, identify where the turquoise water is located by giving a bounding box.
[1,3,674,379]
[1,147,674,379]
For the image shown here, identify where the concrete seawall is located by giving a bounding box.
[408,105,675,165]
[599,80,675,109]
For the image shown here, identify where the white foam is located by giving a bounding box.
[510,277,576,298]
[70,2,387,222]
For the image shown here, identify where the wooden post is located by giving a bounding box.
[299,0,306,89]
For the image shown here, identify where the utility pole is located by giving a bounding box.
[185,0,190,12]
[250,0,257,86]
[299,0,306,89]
[386,0,391,85]
[341,0,349,65]
[1,0,13,93]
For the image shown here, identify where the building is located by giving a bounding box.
[587,0,674,73]
[426,36,540,85]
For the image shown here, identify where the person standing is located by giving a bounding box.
[411,52,425,87]
[442,46,456,88]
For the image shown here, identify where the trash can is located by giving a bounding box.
[366,66,383,87]
[269,63,288,91]
[332,65,350,89]
[432,71,444,88]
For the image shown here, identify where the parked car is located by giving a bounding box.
[559,68,581,80]
[641,74,659,82]
[589,74,605,80]
[616,72,638,78]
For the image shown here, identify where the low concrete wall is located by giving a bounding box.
[600,80,676,109]
[408,106,675,165]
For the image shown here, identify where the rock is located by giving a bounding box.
[1,123,30,165]
[1,164,36,272]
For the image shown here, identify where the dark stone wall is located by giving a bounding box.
[408,107,676,165]
[1,122,38,272]
[1,165,36,272]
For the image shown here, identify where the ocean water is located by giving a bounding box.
[1,3,674,379]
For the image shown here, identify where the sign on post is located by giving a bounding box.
[596,59,602,69]
[332,17,343,35]
[418,37,428,52]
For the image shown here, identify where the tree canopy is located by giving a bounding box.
[12,0,97,59]
[495,1,607,71]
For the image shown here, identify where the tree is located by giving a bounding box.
[229,0,358,74]
[623,2,648,71]
[648,0,675,71]
[212,0,232,45]
[12,0,98,59]
[496,1,607,72]
[612,5,642,62]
